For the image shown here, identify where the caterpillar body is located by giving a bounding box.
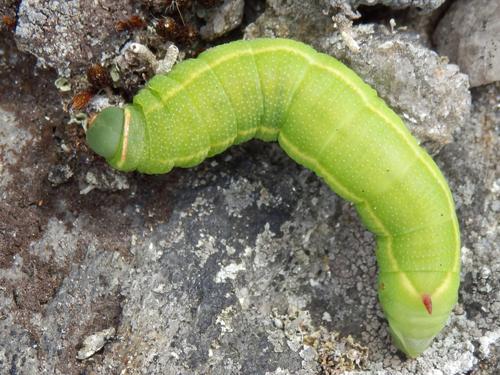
[86,38,461,358]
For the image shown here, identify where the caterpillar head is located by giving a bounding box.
[86,106,145,172]
[86,107,124,159]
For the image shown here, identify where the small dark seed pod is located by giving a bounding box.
[71,90,94,110]
[115,20,129,33]
[2,15,16,31]
[87,64,111,89]
[155,16,178,39]
[127,15,147,29]
[178,24,198,45]
[115,15,147,32]
[156,17,198,45]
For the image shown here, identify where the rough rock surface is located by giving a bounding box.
[433,0,500,87]
[333,0,446,11]
[15,0,140,75]
[0,0,18,23]
[0,1,499,375]
[198,0,245,40]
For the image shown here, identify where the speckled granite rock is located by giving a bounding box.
[433,0,500,87]
[333,0,446,11]
[198,0,245,40]
[0,0,18,25]
[15,0,139,75]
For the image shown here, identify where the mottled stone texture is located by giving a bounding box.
[15,0,140,75]
[433,0,500,87]
[198,0,245,40]
[0,0,499,374]
[347,0,446,10]
[0,0,19,21]
[326,0,446,12]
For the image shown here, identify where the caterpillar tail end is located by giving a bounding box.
[388,323,434,358]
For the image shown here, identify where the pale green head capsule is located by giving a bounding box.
[86,107,124,159]
[86,105,146,172]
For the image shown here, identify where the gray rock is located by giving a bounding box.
[0,108,32,197]
[198,0,245,41]
[76,327,116,360]
[433,0,500,87]
[330,0,446,11]
[80,168,130,194]
[15,0,138,75]
[48,164,74,186]
[0,312,41,375]
[245,0,335,44]
[434,82,500,375]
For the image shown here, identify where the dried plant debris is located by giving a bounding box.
[115,15,147,33]
[315,330,369,374]
[76,327,116,360]
[268,307,368,373]
[115,42,179,85]
[12,0,242,121]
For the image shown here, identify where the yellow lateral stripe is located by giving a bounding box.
[279,133,363,203]
[432,271,454,299]
[172,148,209,165]
[255,126,279,137]
[117,108,132,169]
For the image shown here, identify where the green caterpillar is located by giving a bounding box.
[86,38,460,358]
